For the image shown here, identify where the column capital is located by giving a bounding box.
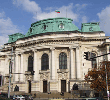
[17,50,25,55]
[15,52,20,55]
[50,47,55,51]
[69,46,74,49]
[33,49,37,52]
[76,46,80,49]
[69,46,77,49]
[20,52,25,55]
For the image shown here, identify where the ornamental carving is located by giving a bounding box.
[25,71,35,81]
[57,69,69,79]
[25,75,33,81]
[5,77,9,83]
[40,73,49,80]
[4,74,9,83]
[58,72,68,79]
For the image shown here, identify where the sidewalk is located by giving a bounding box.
[33,92,78,100]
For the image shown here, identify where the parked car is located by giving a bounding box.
[0,93,8,98]
[15,95,25,100]
[22,94,33,100]
[13,95,17,100]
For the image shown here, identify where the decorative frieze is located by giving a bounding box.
[39,69,50,80]
[25,71,35,81]
[58,72,68,79]
[57,69,69,79]
[40,73,50,80]
[25,74,33,81]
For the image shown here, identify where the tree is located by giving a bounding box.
[85,61,110,92]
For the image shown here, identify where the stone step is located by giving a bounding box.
[32,92,78,98]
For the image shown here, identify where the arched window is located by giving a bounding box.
[91,53,97,68]
[44,25,46,30]
[41,53,49,70]
[28,56,33,71]
[59,23,64,29]
[59,52,67,69]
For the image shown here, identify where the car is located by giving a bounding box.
[15,95,25,100]
[22,95,33,100]
[13,95,17,100]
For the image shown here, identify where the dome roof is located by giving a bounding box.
[25,17,79,37]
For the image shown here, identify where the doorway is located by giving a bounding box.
[61,80,66,92]
[0,76,2,86]
[28,80,31,93]
[43,80,47,93]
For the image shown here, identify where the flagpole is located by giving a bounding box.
[36,12,37,20]
[66,8,67,18]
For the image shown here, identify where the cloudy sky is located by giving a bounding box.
[0,0,110,47]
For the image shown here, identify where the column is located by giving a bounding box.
[20,53,24,82]
[69,47,75,79]
[76,47,81,79]
[33,50,38,81]
[107,45,110,61]
[51,47,55,80]
[15,53,19,82]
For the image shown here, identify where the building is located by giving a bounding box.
[0,17,110,93]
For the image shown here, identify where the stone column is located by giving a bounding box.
[33,50,38,81]
[20,53,24,82]
[15,53,19,82]
[76,47,81,79]
[69,47,75,79]
[50,47,55,80]
[107,45,110,61]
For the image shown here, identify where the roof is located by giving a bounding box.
[7,17,102,43]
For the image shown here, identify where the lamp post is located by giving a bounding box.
[8,46,13,98]
[104,58,109,100]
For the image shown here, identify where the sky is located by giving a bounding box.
[0,0,110,47]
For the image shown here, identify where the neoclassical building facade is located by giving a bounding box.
[0,17,110,93]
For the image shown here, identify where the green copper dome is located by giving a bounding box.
[25,17,79,37]
[8,18,102,43]
[8,33,25,43]
[81,22,101,32]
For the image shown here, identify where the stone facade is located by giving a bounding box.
[0,17,110,93]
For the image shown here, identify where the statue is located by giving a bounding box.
[14,85,19,91]
[72,83,78,90]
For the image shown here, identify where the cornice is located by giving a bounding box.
[0,36,108,52]
[98,42,110,48]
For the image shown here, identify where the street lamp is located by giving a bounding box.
[8,46,13,98]
[104,58,109,100]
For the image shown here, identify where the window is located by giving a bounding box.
[59,23,64,29]
[30,28,32,33]
[109,46,110,53]
[91,53,97,68]
[44,25,46,30]
[41,53,49,70]
[59,52,67,69]
[89,27,93,31]
[28,56,33,71]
